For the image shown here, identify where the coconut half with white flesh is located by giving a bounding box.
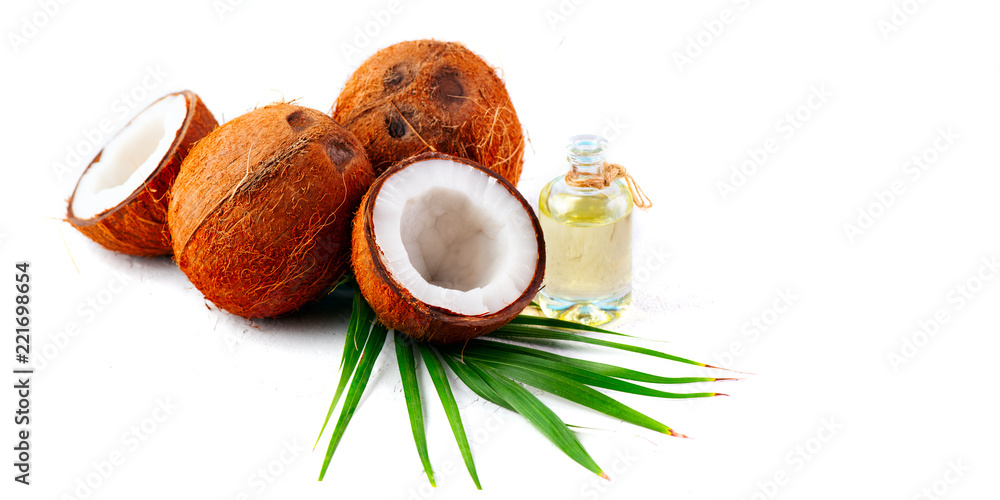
[353,152,544,343]
[67,90,217,256]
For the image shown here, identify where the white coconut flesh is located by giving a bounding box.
[372,158,539,316]
[71,94,188,220]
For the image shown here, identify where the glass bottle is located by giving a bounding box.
[537,134,632,326]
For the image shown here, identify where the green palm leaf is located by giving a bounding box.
[492,325,727,370]
[316,287,735,486]
[318,320,388,480]
[418,344,482,490]
[459,344,723,399]
[475,359,686,437]
[506,315,628,336]
[441,353,513,411]
[395,332,435,486]
[314,285,374,449]
[470,338,732,385]
[329,273,352,294]
[465,361,608,479]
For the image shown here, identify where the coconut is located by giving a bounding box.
[169,103,374,318]
[332,39,525,186]
[352,152,544,343]
[67,90,217,256]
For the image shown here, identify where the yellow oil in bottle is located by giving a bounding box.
[537,137,633,326]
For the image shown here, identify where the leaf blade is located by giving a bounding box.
[395,332,435,487]
[314,285,373,449]
[318,321,388,480]
[492,325,726,370]
[507,315,625,336]
[481,360,686,437]
[440,351,513,411]
[466,361,608,479]
[460,343,723,399]
[471,338,728,385]
[418,344,482,490]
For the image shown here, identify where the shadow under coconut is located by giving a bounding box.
[221,285,356,349]
[288,286,355,327]
[80,236,357,354]
[66,226,179,279]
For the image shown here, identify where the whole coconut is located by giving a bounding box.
[332,39,525,185]
[169,104,374,318]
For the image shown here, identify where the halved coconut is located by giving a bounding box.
[67,90,217,256]
[353,152,544,343]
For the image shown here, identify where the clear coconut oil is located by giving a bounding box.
[537,135,632,326]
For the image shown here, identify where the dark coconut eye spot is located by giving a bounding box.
[432,68,465,108]
[286,110,313,132]
[325,138,354,168]
[385,113,407,139]
[383,64,410,92]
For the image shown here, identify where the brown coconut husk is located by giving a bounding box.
[352,152,545,344]
[169,104,374,318]
[67,90,217,256]
[332,39,525,186]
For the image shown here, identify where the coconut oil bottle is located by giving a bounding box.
[538,135,633,326]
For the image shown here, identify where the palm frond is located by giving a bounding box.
[316,286,735,486]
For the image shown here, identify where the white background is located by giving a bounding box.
[2,0,998,499]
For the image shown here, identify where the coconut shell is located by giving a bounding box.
[169,104,374,318]
[333,39,525,186]
[67,90,217,256]
[352,152,544,344]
